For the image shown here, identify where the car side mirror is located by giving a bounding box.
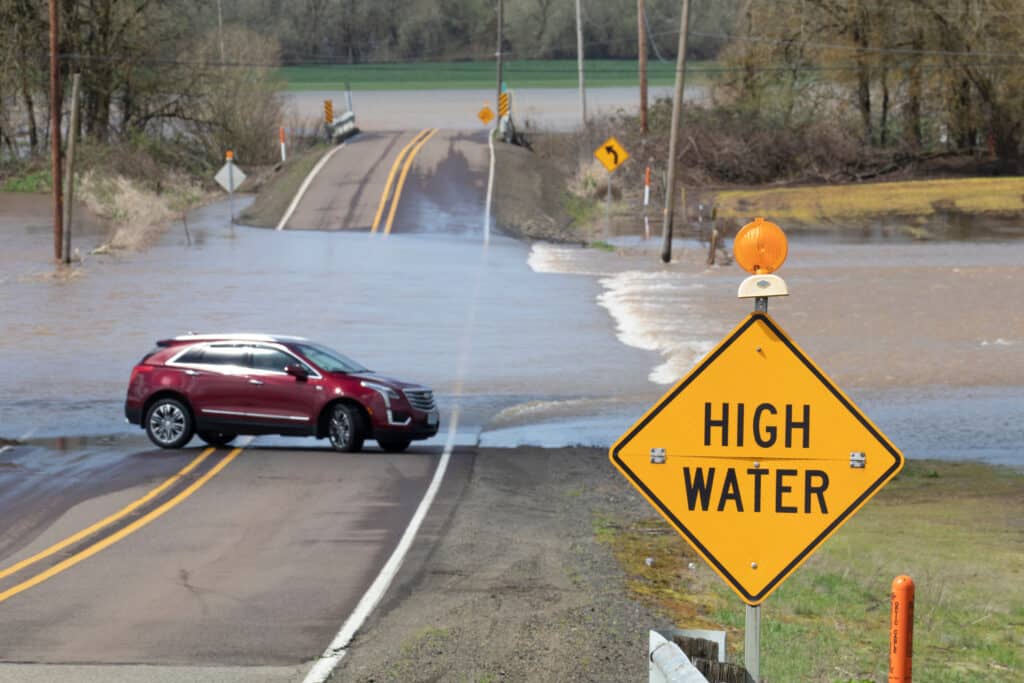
[285,364,309,380]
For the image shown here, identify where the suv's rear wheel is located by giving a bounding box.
[145,397,194,449]
[377,437,411,453]
[328,403,365,453]
[198,431,236,447]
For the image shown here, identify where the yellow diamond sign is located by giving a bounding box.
[478,105,495,126]
[594,136,628,172]
[610,313,903,605]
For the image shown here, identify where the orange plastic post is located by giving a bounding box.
[889,575,915,683]
[225,150,234,161]
[279,126,285,144]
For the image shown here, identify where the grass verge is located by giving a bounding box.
[238,144,331,228]
[716,177,1024,225]
[601,459,1023,682]
[278,59,716,91]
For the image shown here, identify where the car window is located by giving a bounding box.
[202,345,248,367]
[248,346,298,373]
[176,346,206,364]
[293,343,368,373]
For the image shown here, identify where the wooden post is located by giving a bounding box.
[49,0,62,262]
[638,0,648,134]
[496,0,504,114]
[62,73,81,264]
[659,0,692,264]
[575,0,586,127]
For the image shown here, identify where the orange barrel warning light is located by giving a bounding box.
[734,217,788,274]
[889,575,915,683]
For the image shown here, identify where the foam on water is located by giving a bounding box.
[530,243,716,386]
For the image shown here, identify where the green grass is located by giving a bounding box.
[277,59,717,91]
[2,169,51,193]
[601,459,1024,682]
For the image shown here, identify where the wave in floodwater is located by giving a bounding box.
[529,243,715,385]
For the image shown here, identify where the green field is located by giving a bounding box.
[277,59,714,91]
[601,459,1024,682]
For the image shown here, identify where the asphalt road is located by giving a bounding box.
[283,129,490,235]
[0,127,491,681]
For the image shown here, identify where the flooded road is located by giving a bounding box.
[4,187,1022,470]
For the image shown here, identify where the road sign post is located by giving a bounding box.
[594,136,629,237]
[610,218,903,680]
[214,151,247,225]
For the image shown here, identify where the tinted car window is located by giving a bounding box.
[249,347,296,373]
[176,346,206,364]
[201,345,248,367]
[294,343,368,373]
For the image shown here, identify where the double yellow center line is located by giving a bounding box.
[0,445,244,605]
[370,128,438,235]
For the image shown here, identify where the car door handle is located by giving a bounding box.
[248,379,264,385]
[184,369,200,376]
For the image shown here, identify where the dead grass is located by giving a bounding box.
[716,177,1024,225]
[78,171,210,251]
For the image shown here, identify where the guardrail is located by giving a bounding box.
[650,631,710,683]
[650,630,753,683]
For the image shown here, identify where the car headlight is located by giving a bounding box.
[360,381,401,403]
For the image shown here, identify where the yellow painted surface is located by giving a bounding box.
[594,136,629,173]
[370,128,431,234]
[0,447,244,605]
[0,448,214,583]
[478,106,495,125]
[716,177,1024,223]
[610,313,904,605]
[384,128,438,235]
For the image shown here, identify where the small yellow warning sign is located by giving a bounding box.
[594,136,629,173]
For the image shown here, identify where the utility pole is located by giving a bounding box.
[660,0,692,264]
[575,0,587,127]
[638,0,648,134]
[217,0,226,64]
[496,0,504,112]
[62,73,81,264]
[49,0,62,262]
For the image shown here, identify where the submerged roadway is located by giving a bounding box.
[0,127,494,681]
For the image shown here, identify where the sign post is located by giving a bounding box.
[214,151,247,225]
[610,217,904,680]
[594,136,629,236]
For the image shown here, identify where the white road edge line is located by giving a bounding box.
[483,129,495,244]
[275,142,349,231]
[302,408,460,683]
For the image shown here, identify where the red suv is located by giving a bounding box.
[125,334,439,452]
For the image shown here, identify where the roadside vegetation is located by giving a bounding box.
[599,459,1024,682]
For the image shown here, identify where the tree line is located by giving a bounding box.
[0,0,1021,170]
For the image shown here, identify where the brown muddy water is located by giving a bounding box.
[2,192,1022,469]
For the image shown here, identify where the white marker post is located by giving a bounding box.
[643,166,651,240]
[280,127,287,163]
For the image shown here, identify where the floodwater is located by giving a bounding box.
[2,190,1022,469]
[283,85,708,132]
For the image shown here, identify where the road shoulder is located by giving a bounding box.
[341,447,660,682]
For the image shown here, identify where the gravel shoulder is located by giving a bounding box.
[341,447,661,682]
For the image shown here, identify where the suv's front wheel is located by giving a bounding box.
[145,397,194,449]
[327,403,365,453]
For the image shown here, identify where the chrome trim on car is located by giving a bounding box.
[405,389,436,412]
[201,408,310,422]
